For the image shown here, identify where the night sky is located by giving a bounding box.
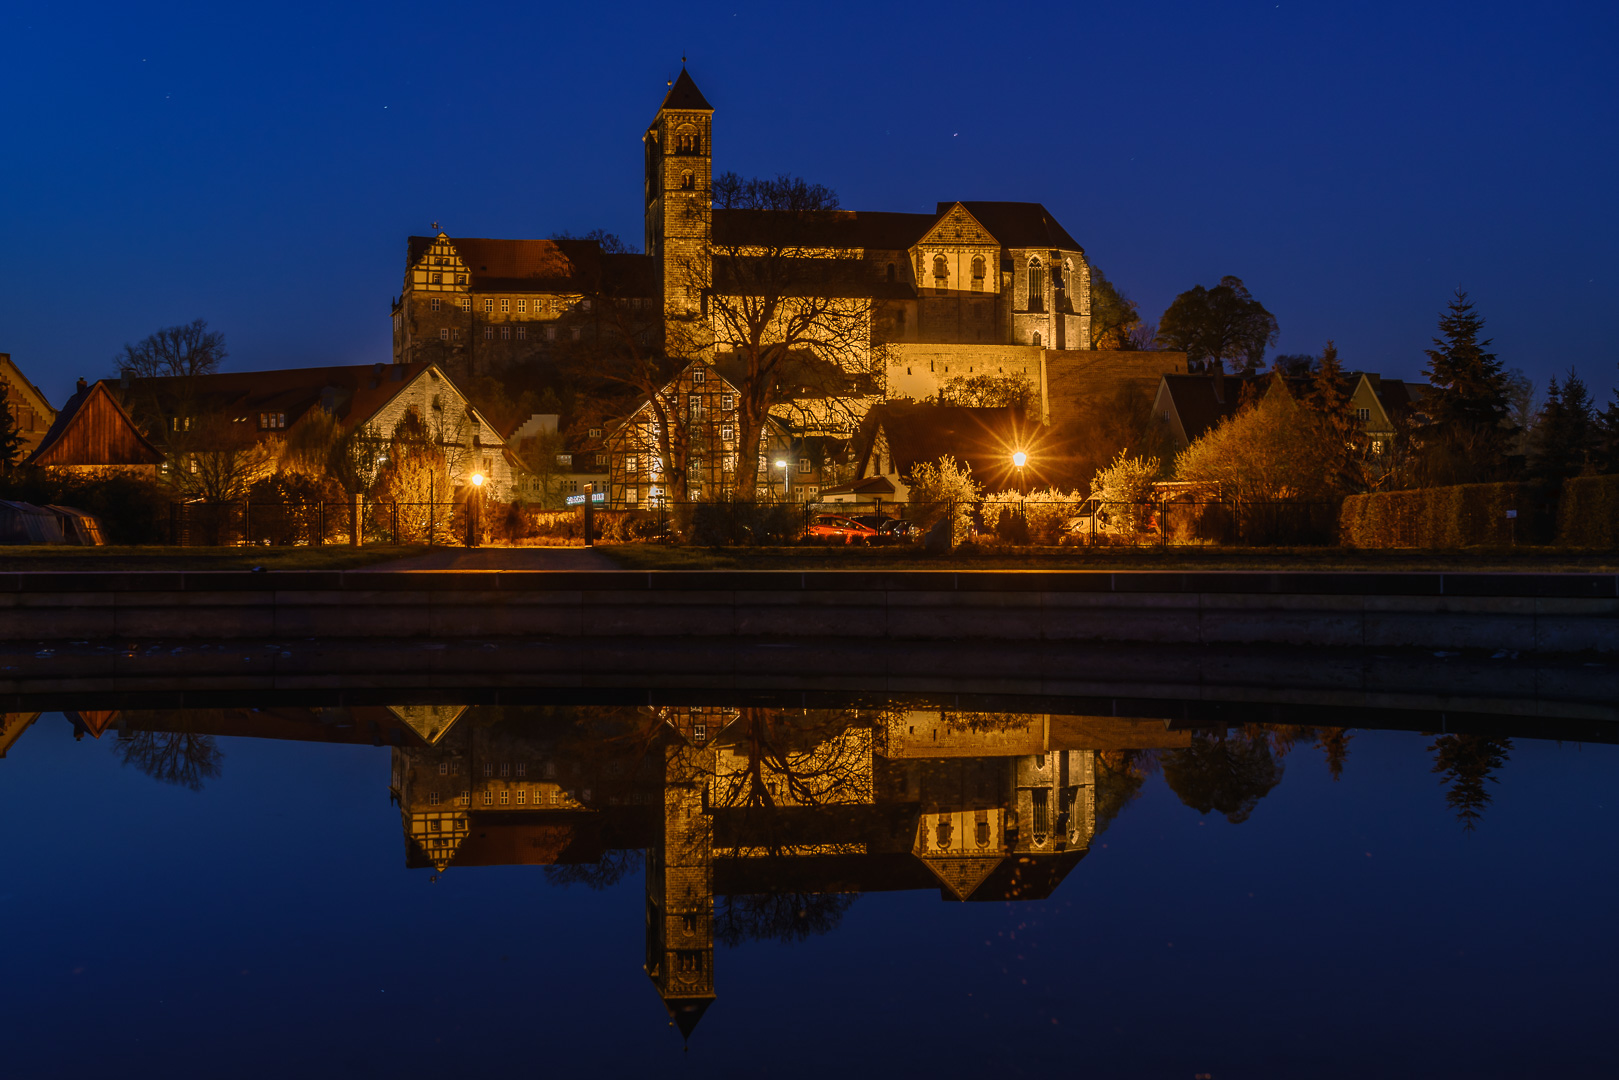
[2,1,1615,409]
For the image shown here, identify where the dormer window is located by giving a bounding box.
[693,368,706,384]
[588,427,602,439]
[258,412,286,430]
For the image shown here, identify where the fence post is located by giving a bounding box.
[351,492,362,546]
[244,500,251,547]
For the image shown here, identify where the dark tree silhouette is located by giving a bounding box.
[1094,749,1155,837]
[544,848,644,889]
[1528,368,1599,479]
[1155,275,1278,374]
[1429,734,1512,831]
[114,318,227,380]
[713,891,857,946]
[1088,265,1143,350]
[114,730,223,791]
[1316,727,1354,781]
[0,388,22,472]
[1158,728,1284,824]
[1421,290,1512,482]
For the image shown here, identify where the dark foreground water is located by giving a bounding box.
[2,701,1615,1079]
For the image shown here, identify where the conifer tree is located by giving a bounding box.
[0,388,23,473]
[1600,374,1619,474]
[1529,367,1598,479]
[1302,341,1362,491]
[1421,290,1511,481]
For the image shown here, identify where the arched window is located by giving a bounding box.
[885,263,895,283]
[936,819,953,848]
[1027,258,1044,311]
[680,170,694,190]
[971,255,985,288]
[932,254,948,288]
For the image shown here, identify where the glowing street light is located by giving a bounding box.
[471,473,485,487]
[775,459,788,498]
[1011,451,1027,469]
[466,473,486,548]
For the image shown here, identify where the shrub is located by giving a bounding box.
[905,456,980,546]
[981,487,1086,544]
[1090,450,1160,537]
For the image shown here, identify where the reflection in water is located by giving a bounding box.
[0,699,1531,1044]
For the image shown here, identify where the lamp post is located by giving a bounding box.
[1012,450,1027,494]
[774,459,788,500]
[466,472,484,548]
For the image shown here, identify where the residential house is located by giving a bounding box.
[0,354,56,459]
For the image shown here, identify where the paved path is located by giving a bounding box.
[357,546,621,572]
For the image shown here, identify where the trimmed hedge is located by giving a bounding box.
[1555,474,1619,547]
[1340,482,1554,547]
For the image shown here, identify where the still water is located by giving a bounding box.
[2,700,1615,1078]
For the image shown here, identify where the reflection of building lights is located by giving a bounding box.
[1012,451,1028,468]
[471,473,485,487]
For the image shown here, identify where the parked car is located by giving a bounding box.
[806,514,879,544]
[879,519,922,540]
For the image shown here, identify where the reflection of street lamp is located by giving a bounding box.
[1012,450,1027,495]
[775,459,788,499]
[466,473,485,547]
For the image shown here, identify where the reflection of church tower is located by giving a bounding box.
[645,739,716,1040]
[644,65,713,348]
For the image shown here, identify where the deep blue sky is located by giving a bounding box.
[2,1,1615,409]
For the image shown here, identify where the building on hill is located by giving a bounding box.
[0,354,56,461]
[394,65,1177,493]
[29,362,517,499]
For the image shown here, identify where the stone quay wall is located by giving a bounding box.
[0,571,1614,655]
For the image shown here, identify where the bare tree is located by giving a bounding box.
[673,173,883,500]
[115,319,227,380]
[114,729,224,791]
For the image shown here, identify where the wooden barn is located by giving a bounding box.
[26,380,165,477]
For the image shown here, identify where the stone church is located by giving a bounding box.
[389,66,1181,480]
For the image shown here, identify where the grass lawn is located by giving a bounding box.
[0,545,426,571]
[596,543,1619,573]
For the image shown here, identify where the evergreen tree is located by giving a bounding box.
[1300,341,1362,491]
[0,388,22,472]
[1600,368,1619,474]
[1529,367,1598,479]
[1421,290,1511,481]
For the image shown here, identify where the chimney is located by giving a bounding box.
[119,368,132,389]
[76,377,88,395]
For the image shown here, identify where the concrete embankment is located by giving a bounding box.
[1,569,1614,653]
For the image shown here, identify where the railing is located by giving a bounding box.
[168,498,1342,548]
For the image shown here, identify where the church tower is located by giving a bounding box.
[644,66,713,346]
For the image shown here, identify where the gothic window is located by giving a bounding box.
[1032,331,1042,347]
[1032,787,1050,844]
[1027,258,1044,311]
[936,819,953,848]
[971,255,985,291]
[932,254,948,288]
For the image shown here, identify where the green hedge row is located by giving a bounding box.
[1339,482,1555,547]
[1554,474,1619,547]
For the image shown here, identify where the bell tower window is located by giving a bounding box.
[681,170,694,190]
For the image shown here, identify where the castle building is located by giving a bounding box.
[390,66,1182,484]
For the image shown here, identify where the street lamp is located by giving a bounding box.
[1011,450,1028,495]
[775,459,788,499]
[466,473,485,548]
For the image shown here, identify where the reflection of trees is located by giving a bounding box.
[544,848,643,890]
[709,708,870,812]
[713,892,857,946]
[114,730,223,791]
[1317,727,1354,781]
[1429,734,1512,831]
[1094,749,1157,837]
[1158,728,1283,824]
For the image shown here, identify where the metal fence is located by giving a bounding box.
[171,500,477,547]
[169,498,1341,548]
